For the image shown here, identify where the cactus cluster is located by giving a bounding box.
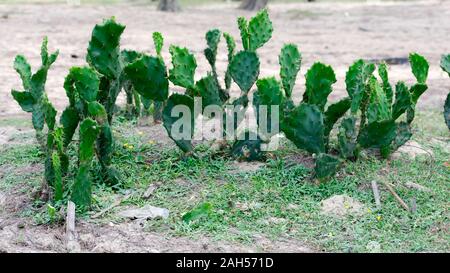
[253,43,350,179]
[338,54,430,160]
[11,38,69,200]
[10,10,444,209]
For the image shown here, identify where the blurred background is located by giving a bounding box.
[1,0,449,117]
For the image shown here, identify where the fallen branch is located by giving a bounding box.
[382,181,410,211]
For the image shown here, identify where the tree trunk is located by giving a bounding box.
[157,0,181,12]
[239,0,268,11]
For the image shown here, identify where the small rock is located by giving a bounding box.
[320,194,365,218]
[366,241,381,253]
[391,140,433,160]
[117,205,169,220]
[287,204,300,210]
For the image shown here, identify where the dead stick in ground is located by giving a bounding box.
[371,180,382,210]
[382,181,410,211]
[66,201,80,252]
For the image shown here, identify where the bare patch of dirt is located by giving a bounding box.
[284,153,315,169]
[0,125,34,146]
[228,161,265,174]
[320,194,365,218]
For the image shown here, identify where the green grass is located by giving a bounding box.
[0,110,448,252]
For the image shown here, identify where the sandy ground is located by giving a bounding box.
[0,1,449,253]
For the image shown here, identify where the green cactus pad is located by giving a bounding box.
[315,153,342,180]
[248,9,273,52]
[168,45,197,89]
[410,83,428,105]
[346,59,376,114]
[357,119,397,149]
[124,55,169,101]
[390,122,412,152]
[338,116,359,160]
[237,17,250,51]
[51,151,63,201]
[32,104,45,131]
[13,55,32,90]
[196,73,222,109]
[279,44,301,98]
[223,32,236,91]
[64,66,100,103]
[163,94,196,154]
[303,62,337,111]
[204,29,221,67]
[229,50,260,93]
[60,106,80,148]
[323,97,351,139]
[392,81,412,120]
[121,50,142,65]
[11,90,34,112]
[378,62,393,106]
[44,101,57,131]
[71,118,100,207]
[281,103,325,154]
[40,36,59,68]
[366,77,391,124]
[253,77,283,136]
[152,32,164,57]
[409,53,429,84]
[87,18,125,79]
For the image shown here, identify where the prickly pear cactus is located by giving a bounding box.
[162,94,196,154]
[87,17,125,123]
[303,62,337,111]
[71,118,101,208]
[204,29,221,69]
[229,51,260,94]
[153,32,164,57]
[196,73,223,109]
[338,116,359,160]
[323,97,351,141]
[441,54,450,130]
[223,32,236,91]
[124,55,169,101]
[247,9,273,52]
[121,50,143,119]
[357,119,397,158]
[366,76,391,124]
[168,45,197,89]
[11,37,59,149]
[345,59,376,115]
[279,44,301,98]
[314,153,342,180]
[253,77,283,138]
[281,103,325,155]
[10,37,70,198]
[339,54,429,159]
[204,29,230,103]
